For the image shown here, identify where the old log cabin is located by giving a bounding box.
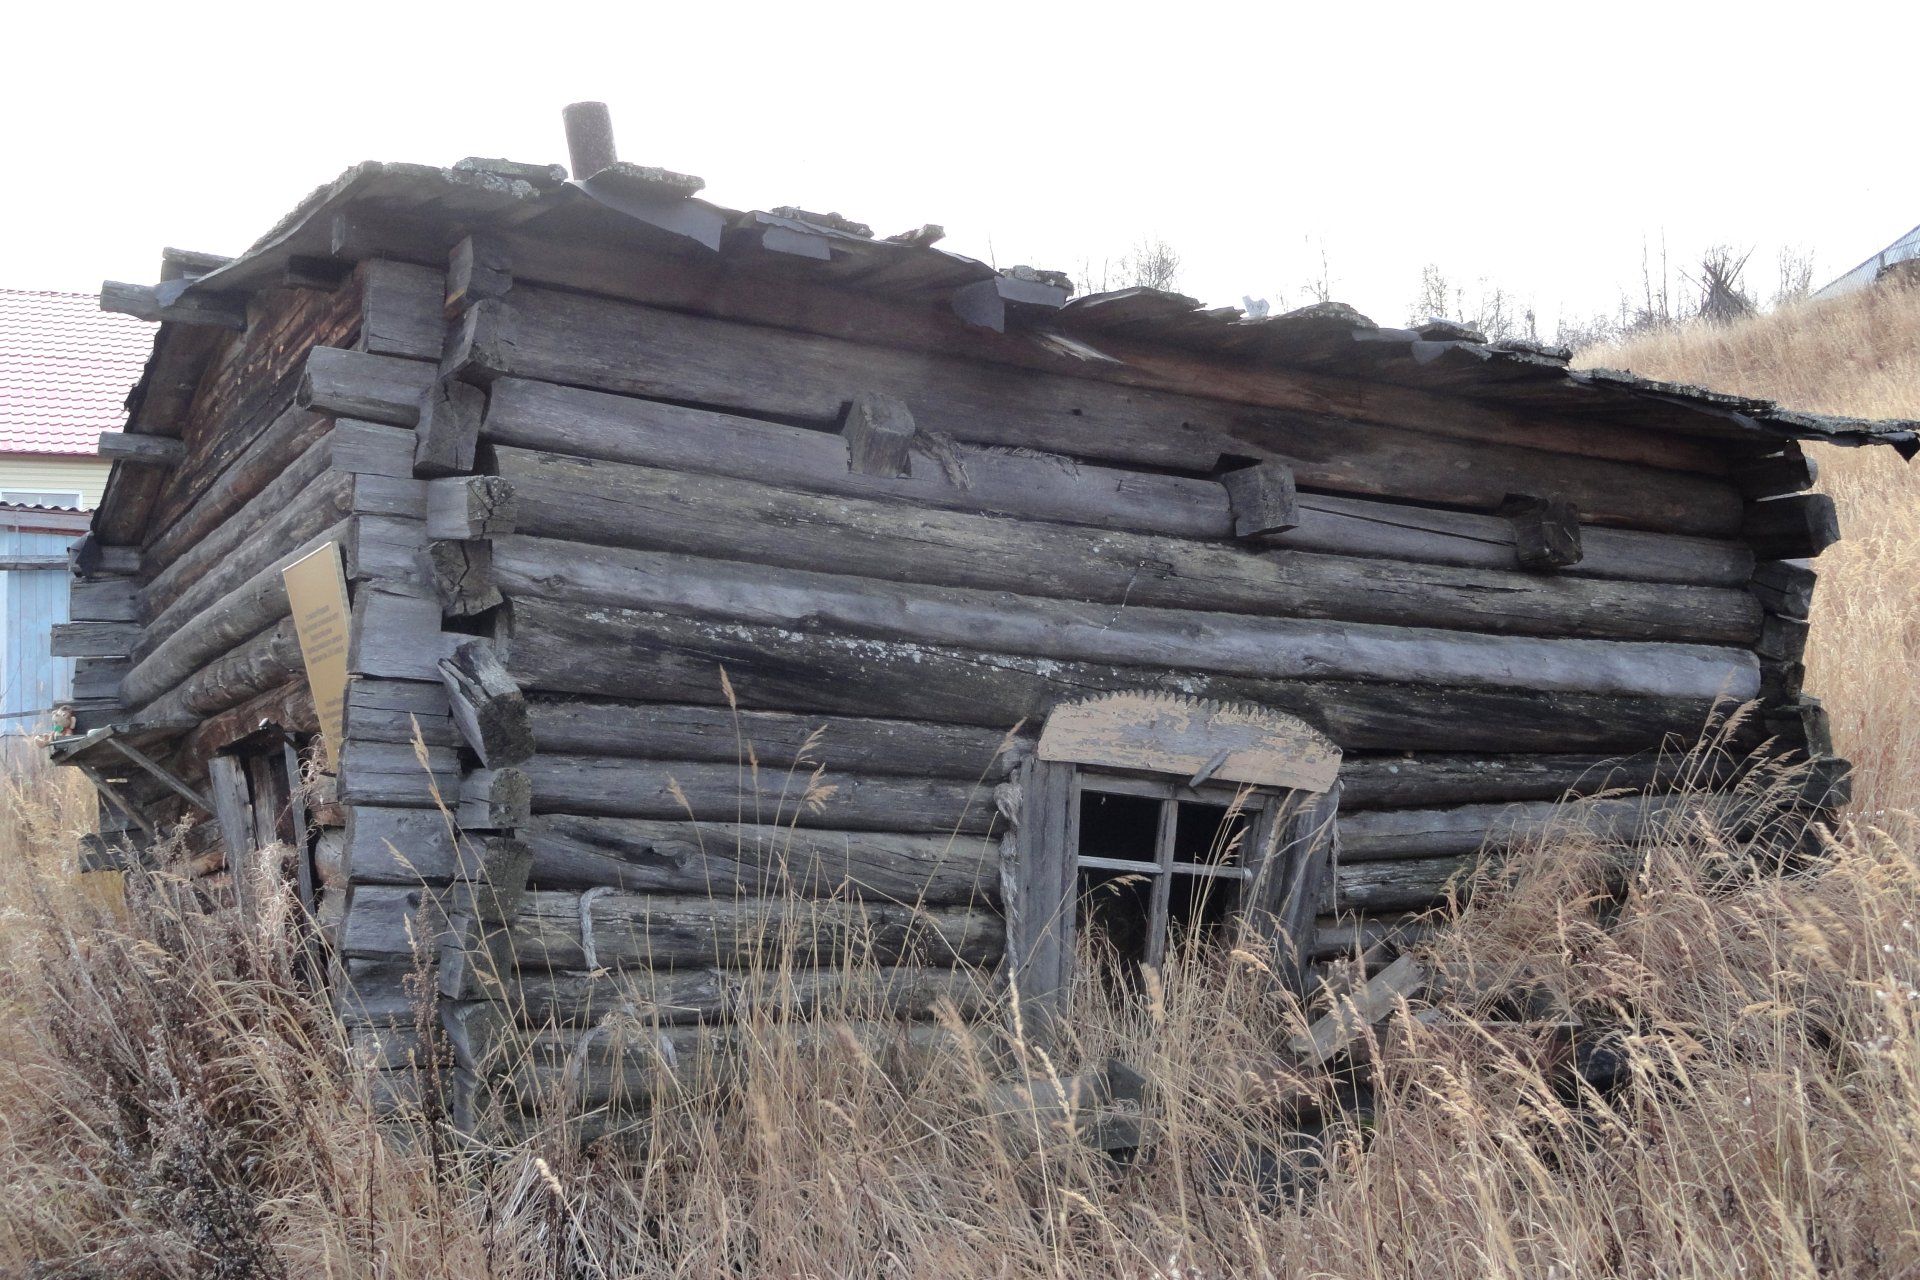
[49,107,1918,1113]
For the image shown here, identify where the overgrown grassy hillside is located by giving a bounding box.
[1580,278,1920,812]
[0,282,1916,1278]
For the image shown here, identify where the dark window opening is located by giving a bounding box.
[1072,779,1267,977]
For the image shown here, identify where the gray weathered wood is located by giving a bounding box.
[329,419,421,477]
[342,677,455,748]
[458,767,531,830]
[337,741,462,809]
[426,475,515,539]
[502,597,1741,754]
[50,621,137,657]
[1506,495,1582,570]
[483,378,1752,584]
[439,640,532,767]
[449,289,1742,533]
[343,806,458,882]
[69,578,136,623]
[518,756,996,833]
[1221,461,1299,536]
[359,259,447,360]
[349,588,461,680]
[842,393,915,478]
[1338,793,1720,862]
[136,616,306,725]
[494,964,986,1028]
[139,407,329,579]
[1338,752,1690,810]
[491,536,1761,701]
[427,540,502,615]
[447,234,513,315]
[99,280,247,329]
[121,520,350,709]
[414,379,487,477]
[206,755,258,924]
[1004,758,1075,1025]
[492,888,1005,972]
[96,432,184,467]
[495,446,1761,643]
[298,346,438,426]
[525,700,1024,778]
[1268,783,1341,987]
[1335,855,1476,913]
[520,815,999,904]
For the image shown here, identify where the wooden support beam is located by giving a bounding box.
[297,346,437,427]
[96,432,185,467]
[1732,447,1818,500]
[99,280,247,329]
[106,737,212,813]
[206,755,258,925]
[1744,494,1841,561]
[1220,461,1299,537]
[68,578,136,622]
[426,476,515,539]
[1505,495,1583,570]
[414,379,487,477]
[358,260,447,361]
[51,621,137,658]
[842,393,915,478]
[439,641,532,768]
[447,234,513,316]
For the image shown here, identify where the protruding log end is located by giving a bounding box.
[562,101,617,179]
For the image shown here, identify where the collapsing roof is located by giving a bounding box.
[111,144,1920,461]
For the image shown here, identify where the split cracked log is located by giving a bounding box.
[491,538,1760,701]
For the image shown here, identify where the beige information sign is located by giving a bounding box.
[282,542,352,770]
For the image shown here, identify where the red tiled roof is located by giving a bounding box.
[0,289,155,455]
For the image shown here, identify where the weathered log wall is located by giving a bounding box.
[73,243,1840,1117]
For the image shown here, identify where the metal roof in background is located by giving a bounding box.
[0,289,151,454]
[1814,223,1920,301]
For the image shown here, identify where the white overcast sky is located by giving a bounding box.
[5,2,1915,341]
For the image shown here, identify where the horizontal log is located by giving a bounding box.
[495,888,1006,972]
[1335,855,1475,914]
[342,677,455,748]
[440,641,532,767]
[138,615,306,725]
[497,447,1760,643]
[484,378,1752,584]
[481,964,989,1028]
[488,226,1734,477]
[1340,792,1752,863]
[99,279,246,328]
[97,432,184,467]
[503,597,1739,754]
[139,406,329,579]
[455,289,1740,532]
[297,345,438,426]
[135,466,352,647]
[344,805,459,882]
[521,816,999,905]
[337,741,462,810]
[350,588,461,680]
[1308,914,1431,962]
[121,519,350,708]
[526,700,1025,778]
[414,379,487,477]
[519,757,996,833]
[1338,752,1683,810]
[457,767,532,830]
[493,537,1760,701]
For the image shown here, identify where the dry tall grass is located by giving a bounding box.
[1580,277,1920,813]
[1,282,1916,1277]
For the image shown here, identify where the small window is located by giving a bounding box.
[1072,775,1279,974]
[1,489,83,508]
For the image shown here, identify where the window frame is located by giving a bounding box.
[1070,770,1292,970]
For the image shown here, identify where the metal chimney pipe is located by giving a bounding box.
[562,102,617,179]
